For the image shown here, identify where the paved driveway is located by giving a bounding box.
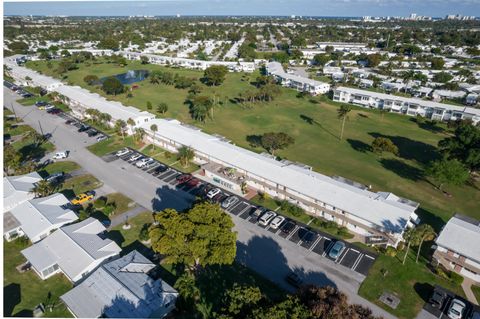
[4,87,396,319]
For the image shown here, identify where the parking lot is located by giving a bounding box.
[100,145,378,277]
[418,285,480,319]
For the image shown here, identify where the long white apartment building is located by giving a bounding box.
[140,118,419,247]
[333,86,480,125]
[120,51,255,72]
[266,62,330,95]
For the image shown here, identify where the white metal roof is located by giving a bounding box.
[9,193,78,241]
[3,172,42,212]
[267,62,329,88]
[21,218,121,281]
[336,86,480,116]
[60,250,178,318]
[436,215,480,263]
[142,118,416,234]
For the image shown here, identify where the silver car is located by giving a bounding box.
[221,196,239,209]
[259,211,277,226]
[328,241,346,260]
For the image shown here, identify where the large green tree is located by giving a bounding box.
[251,296,311,319]
[149,202,237,270]
[371,137,399,156]
[102,77,124,95]
[261,132,295,156]
[426,158,470,191]
[203,65,228,86]
[438,124,480,173]
[222,284,262,317]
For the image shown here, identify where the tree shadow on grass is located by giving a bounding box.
[4,283,21,317]
[107,230,125,248]
[347,139,372,153]
[409,118,445,134]
[415,207,446,234]
[379,158,424,181]
[246,134,262,148]
[18,143,49,161]
[299,114,338,139]
[414,282,434,303]
[369,132,439,164]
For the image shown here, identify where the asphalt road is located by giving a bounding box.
[4,87,397,319]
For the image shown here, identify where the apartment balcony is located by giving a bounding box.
[433,250,480,275]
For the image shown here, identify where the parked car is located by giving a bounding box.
[429,290,446,309]
[48,108,61,115]
[301,230,316,245]
[116,148,130,157]
[71,191,95,205]
[45,172,65,184]
[328,241,346,260]
[259,211,277,226]
[252,206,267,218]
[206,188,221,199]
[212,193,226,203]
[35,101,48,107]
[285,272,303,288]
[176,174,193,184]
[96,135,108,142]
[270,216,286,229]
[186,177,200,187]
[73,122,83,129]
[44,104,55,111]
[152,165,168,175]
[65,119,74,125]
[128,153,142,162]
[447,299,466,319]
[78,125,90,132]
[87,129,98,137]
[53,151,69,160]
[21,92,33,98]
[136,157,154,168]
[101,220,111,228]
[281,220,296,234]
[221,196,239,209]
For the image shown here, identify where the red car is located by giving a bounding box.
[176,174,192,184]
[186,178,200,187]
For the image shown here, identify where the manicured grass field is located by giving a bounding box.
[59,174,103,199]
[3,240,72,318]
[26,59,480,227]
[359,248,466,319]
[104,192,137,215]
[40,161,80,175]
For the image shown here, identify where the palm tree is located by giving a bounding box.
[31,180,55,198]
[415,224,436,263]
[100,112,112,126]
[150,124,158,151]
[196,296,213,319]
[114,119,127,140]
[337,105,352,141]
[127,118,135,139]
[402,227,420,265]
[174,273,200,303]
[177,146,195,167]
[135,128,146,142]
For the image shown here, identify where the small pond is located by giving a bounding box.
[101,70,149,85]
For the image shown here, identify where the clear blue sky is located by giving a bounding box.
[4,0,480,17]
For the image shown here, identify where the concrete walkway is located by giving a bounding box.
[462,278,479,305]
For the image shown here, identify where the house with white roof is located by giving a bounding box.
[140,118,419,247]
[61,250,178,318]
[4,193,78,243]
[266,62,330,95]
[6,56,63,91]
[3,172,42,213]
[21,218,121,283]
[333,87,480,125]
[433,214,480,283]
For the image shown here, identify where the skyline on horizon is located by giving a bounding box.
[4,0,480,18]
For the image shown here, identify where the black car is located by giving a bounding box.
[21,92,33,98]
[281,221,296,234]
[87,129,98,137]
[78,125,90,132]
[35,101,48,107]
[152,165,168,175]
[285,272,303,288]
[429,290,446,308]
[301,230,316,245]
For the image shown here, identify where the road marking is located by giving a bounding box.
[352,253,364,271]
[364,254,375,260]
[322,240,334,257]
[274,206,281,211]
[309,236,323,251]
[286,226,299,240]
[338,248,350,264]
[306,218,314,225]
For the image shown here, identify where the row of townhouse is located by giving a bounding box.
[333,86,480,125]
[3,172,178,318]
[120,51,256,72]
[266,61,331,95]
[138,118,420,248]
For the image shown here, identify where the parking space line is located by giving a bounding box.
[309,236,323,251]
[338,248,350,264]
[352,253,364,271]
[364,254,375,260]
[286,226,299,240]
[322,241,335,257]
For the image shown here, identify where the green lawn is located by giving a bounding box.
[472,285,480,304]
[3,240,73,318]
[87,135,141,156]
[59,174,103,199]
[39,161,80,176]
[10,133,55,160]
[105,192,136,215]
[26,58,480,227]
[359,248,465,319]
[17,94,71,112]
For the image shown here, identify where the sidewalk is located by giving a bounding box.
[462,278,479,305]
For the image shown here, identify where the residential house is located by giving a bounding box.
[4,193,78,243]
[61,250,178,318]
[3,172,42,213]
[266,62,330,95]
[433,214,480,283]
[21,218,121,283]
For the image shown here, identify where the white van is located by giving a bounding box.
[53,151,69,160]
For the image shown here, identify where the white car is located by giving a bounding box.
[221,196,239,209]
[269,216,286,229]
[259,211,277,226]
[44,104,55,111]
[96,135,107,142]
[206,188,221,199]
[53,151,69,160]
[116,148,130,157]
[128,154,142,162]
[447,299,466,319]
[136,158,154,168]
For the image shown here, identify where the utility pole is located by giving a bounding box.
[38,120,44,136]
[10,103,17,121]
